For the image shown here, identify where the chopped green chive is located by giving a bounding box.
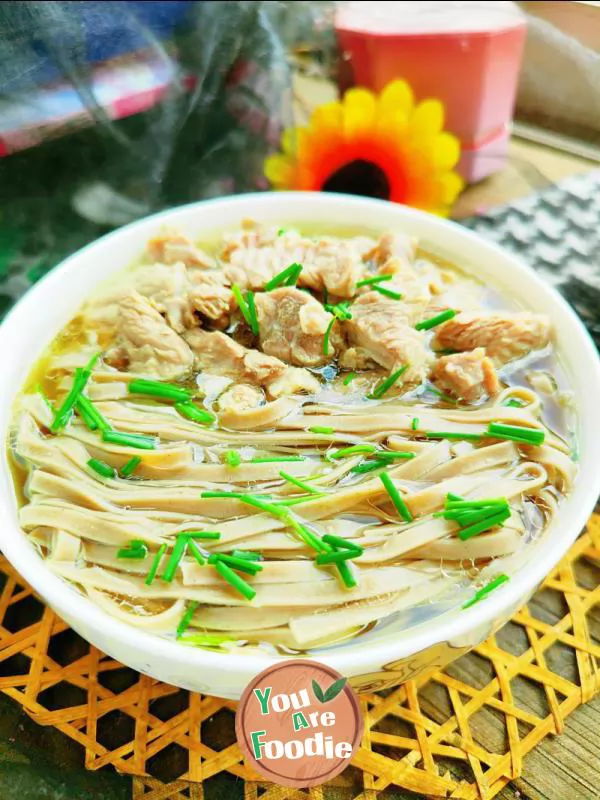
[117,540,148,559]
[425,431,482,441]
[376,451,415,461]
[187,539,207,566]
[277,228,286,236]
[321,534,363,554]
[249,455,305,463]
[503,398,525,408]
[208,553,263,575]
[232,284,259,335]
[51,355,99,433]
[76,395,111,432]
[279,470,323,495]
[128,379,191,403]
[379,472,413,522]
[330,444,377,459]
[185,531,221,540]
[102,430,157,450]
[246,290,259,334]
[416,309,457,331]
[456,508,511,540]
[309,425,334,434]
[175,402,215,426]
[428,385,458,404]
[486,422,545,446]
[201,491,288,519]
[372,285,403,301]
[343,372,357,386]
[145,543,167,586]
[335,559,358,588]
[37,385,56,414]
[324,301,353,321]
[368,364,409,399]
[214,559,256,601]
[178,633,233,647]
[176,601,199,637]
[356,274,393,288]
[411,417,419,431]
[120,456,142,477]
[162,534,189,583]
[231,550,263,561]
[277,494,326,506]
[264,262,303,291]
[316,550,359,565]
[225,449,242,468]
[463,574,509,609]
[87,458,116,479]
[323,317,335,356]
[350,460,389,474]
[433,348,459,356]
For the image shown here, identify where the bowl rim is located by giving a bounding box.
[2,190,600,680]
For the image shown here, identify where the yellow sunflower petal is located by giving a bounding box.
[431,132,461,170]
[310,101,344,137]
[378,80,414,117]
[439,171,465,204]
[342,87,377,138]
[412,99,444,136]
[264,153,296,189]
[281,127,310,158]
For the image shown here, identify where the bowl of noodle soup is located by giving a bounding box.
[1,192,599,698]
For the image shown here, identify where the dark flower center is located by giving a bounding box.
[321,159,390,200]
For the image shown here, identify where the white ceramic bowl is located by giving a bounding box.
[1,192,599,698]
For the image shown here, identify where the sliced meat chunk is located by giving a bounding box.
[146,230,215,269]
[188,274,234,327]
[430,348,499,403]
[184,329,286,384]
[255,287,342,367]
[106,292,193,379]
[338,346,377,371]
[216,383,265,413]
[132,262,193,332]
[267,367,320,398]
[221,225,373,298]
[365,232,429,308]
[344,292,430,384]
[434,311,551,365]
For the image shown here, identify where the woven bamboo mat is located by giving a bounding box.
[0,517,599,800]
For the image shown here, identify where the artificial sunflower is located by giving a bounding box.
[264,80,464,216]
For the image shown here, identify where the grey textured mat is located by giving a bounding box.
[462,170,600,347]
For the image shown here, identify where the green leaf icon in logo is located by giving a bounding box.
[312,676,347,703]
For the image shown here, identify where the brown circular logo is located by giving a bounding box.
[235,659,363,788]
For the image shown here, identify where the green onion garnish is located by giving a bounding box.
[231,550,263,561]
[279,470,323,495]
[246,290,259,334]
[428,385,458,404]
[456,508,511,541]
[368,364,409,399]
[120,456,141,477]
[343,372,356,386]
[486,422,545,446]
[321,534,363,554]
[117,540,148,559]
[323,317,335,356]
[214,559,256,601]
[102,430,157,450]
[316,550,359,565]
[145,543,167,586]
[277,494,326,506]
[372,285,403,301]
[162,534,189,583]
[356,274,393,288]
[433,348,459,356]
[503,398,524,408]
[225,450,241,468]
[324,301,353,321]
[185,531,221,540]
[175,402,215,426]
[87,458,116,479]
[187,539,207,566]
[277,228,286,236]
[425,431,482,441]
[350,460,388,474]
[37,385,56,414]
[379,472,413,522]
[463,574,509,609]
[50,356,99,433]
[128,379,191,403]
[330,444,377,459]
[415,309,457,331]
[249,456,305,463]
[264,262,303,291]
[201,491,288,518]
[376,451,415,461]
[76,395,111,432]
[208,553,263,575]
[309,426,334,434]
[445,498,508,509]
[176,601,199,637]
[411,417,419,431]
[335,559,357,589]
[178,633,233,647]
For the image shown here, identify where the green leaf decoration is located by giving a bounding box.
[323,677,347,702]
[311,679,326,703]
